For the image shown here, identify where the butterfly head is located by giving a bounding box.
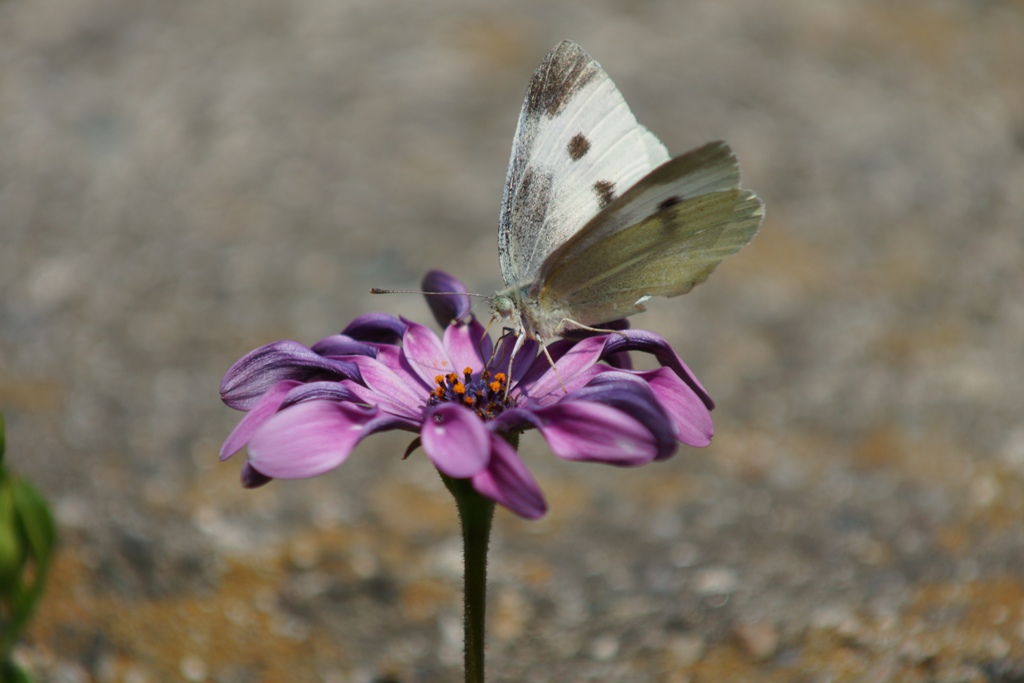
[489,290,526,340]
[490,293,515,321]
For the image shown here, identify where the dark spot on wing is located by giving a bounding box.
[567,133,590,161]
[593,180,615,209]
[657,195,683,211]
[525,42,601,119]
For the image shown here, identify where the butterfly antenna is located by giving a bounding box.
[370,288,491,297]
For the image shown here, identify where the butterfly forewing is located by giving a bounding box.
[498,41,669,289]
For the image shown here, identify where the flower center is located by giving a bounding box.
[428,367,514,420]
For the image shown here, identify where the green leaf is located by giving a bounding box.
[11,483,56,570]
[1,658,37,683]
[0,484,23,591]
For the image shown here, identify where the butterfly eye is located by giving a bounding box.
[491,295,515,319]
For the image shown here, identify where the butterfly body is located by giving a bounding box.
[492,41,764,348]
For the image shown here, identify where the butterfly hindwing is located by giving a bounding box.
[533,142,764,331]
[535,141,745,266]
[498,41,669,289]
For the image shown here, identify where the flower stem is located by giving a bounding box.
[441,473,502,683]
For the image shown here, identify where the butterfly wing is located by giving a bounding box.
[532,141,764,332]
[498,41,670,289]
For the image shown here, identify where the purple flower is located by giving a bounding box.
[219,271,714,519]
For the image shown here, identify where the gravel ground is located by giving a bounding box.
[2,0,1023,681]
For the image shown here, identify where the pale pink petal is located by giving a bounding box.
[443,320,490,377]
[348,356,426,417]
[472,435,547,519]
[220,380,301,460]
[640,367,714,447]
[534,401,658,465]
[420,404,491,478]
[401,319,459,385]
[519,336,607,401]
[247,401,374,479]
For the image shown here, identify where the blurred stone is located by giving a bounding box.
[664,634,705,669]
[692,567,738,596]
[733,620,779,661]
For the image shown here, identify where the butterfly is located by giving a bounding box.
[490,41,764,359]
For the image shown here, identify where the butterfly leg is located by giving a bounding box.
[504,332,526,399]
[560,318,630,340]
[539,343,568,394]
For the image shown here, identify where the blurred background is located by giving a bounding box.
[1,0,1023,681]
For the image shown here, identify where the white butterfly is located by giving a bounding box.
[491,41,764,356]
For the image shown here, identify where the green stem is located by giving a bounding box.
[439,432,519,683]
[441,473,495,683]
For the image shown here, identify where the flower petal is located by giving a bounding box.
[533,400,660,465]
[472,435,547,519]
[347,356,427,418]
[517,336,607,402]
[422,270,472,326]
[443,319,490,377]
[220,340,361,410]
[246,401,375,479]
[240,462,273,488]
[220,380,301,460]
[570,373,679,460]
[600,330,714,410]
[421,404,491,478]
[278,380,364,408]
[488,334,540,386]
[311,334,378,358]
[487,407,543,435]
[342,313,407,344]
[401,319,458,385]
[638,367,714,448]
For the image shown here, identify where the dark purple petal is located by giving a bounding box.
[637,366,714,447]
[421,404,491,478]
[278,380,365,409]
[361,412,422,437]
[241,462,273,488]
[489,334,541,387]
[401,319,459,386]
[599,330,714,410]
[220,340,361,410]
[562,317,630,340]
[311,334,378,358]
[443,318,490,376]
[422,270,472,326]
[472,434,547,519]
[246,401,376,479]
[342,312,407,344]
[487,407,543,435]
[570,373,680,460]
[584,320,633,370]
[221,380,301,460]
[532,400,660,465]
